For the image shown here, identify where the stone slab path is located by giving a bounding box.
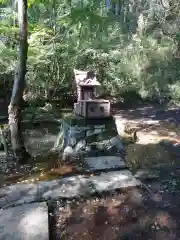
[0,202,49,240]
[0,167,141,239]
[0,170,141,209]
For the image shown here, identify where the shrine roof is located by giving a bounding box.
[74,69,100,86]
[78,79,100,86]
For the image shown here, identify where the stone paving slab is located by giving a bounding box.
[37,170,141,199]
[0,170,141,208]
[84,156,125,170]
[0,183,39,209]
[0,202,49,240]
[40,170,141,199]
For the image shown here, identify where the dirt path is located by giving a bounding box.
[115,105,180,140]
[114,104,180,123]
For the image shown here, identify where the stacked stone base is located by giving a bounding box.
[53,115,125,167]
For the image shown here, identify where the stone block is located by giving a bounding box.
[0,171,141,208]
[0,183,38,209]
[84,156,125,170]
[0,202,49,240]
[40,170,141,199]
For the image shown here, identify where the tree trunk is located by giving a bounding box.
[0,126,8,163]
[8,0,30,164]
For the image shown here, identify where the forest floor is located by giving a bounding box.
[1,103,180,186]
[1,103,180,239]
[114,103,180,170]
[48,103,180,239]
[2,103,179,185]
[50,179,180,240]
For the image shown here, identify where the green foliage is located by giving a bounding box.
[1,0,180,104]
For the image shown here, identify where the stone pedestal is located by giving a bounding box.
[53,115,125,168]
[74,100,110,118]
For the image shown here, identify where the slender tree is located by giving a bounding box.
[8,0,30,164]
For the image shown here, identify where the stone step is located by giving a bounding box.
[84,156,126,170]
[0,202,49,240]
[0,170,141,209]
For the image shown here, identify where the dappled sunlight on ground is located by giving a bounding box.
[125,143,178,171]
[1,106,180,239]
[115,105,180,145]
[114,106,180,171]
[3,160,84,186]
[154,211,176,229]
[2,105,180,191]
[3,112,180,185]
[0,122,84,186]
[137,121,180,143]
[24,126,58,156]
[51,187,180,239]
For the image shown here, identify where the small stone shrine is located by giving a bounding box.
[53,69,125,170]
[73,69,110,118]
